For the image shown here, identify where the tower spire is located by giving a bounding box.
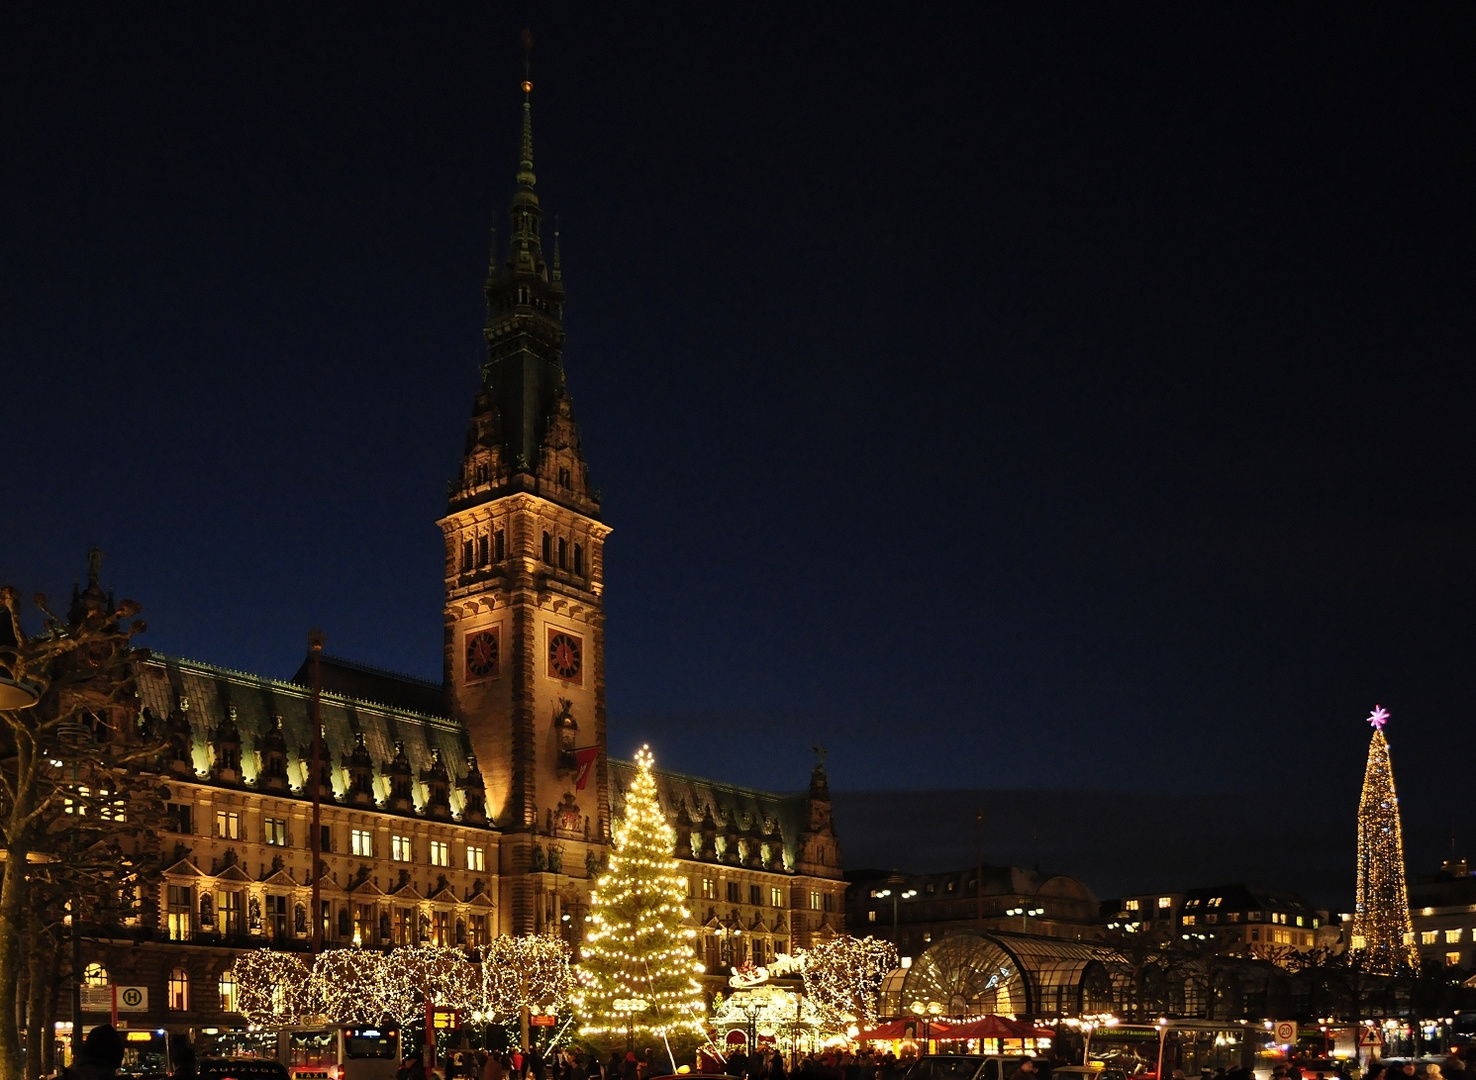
[518,28,535,192]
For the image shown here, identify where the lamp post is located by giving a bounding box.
[881,881,917,946]
[1006,903,1045,934]
[908,999,943,1052]
[737,994,763,1056]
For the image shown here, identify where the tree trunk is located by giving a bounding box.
[39,947,59,1079]
[0,842,32,1080]
[23,922,51,1080]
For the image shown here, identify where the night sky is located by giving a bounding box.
[5,7,1475,895]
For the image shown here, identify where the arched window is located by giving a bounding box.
[573,544,583,576]
[168,968,189,1011]
[558,467,571,489]
[557,537,567,569]
[219,971,238,1013]
[542,532,552,564]
[83,963,108,987]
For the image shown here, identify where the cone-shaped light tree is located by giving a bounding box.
[574,745,705,1058]
[1351,705,1418,974]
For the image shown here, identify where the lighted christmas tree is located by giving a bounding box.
[574,745,705,1061]
[1351,705,1418,974]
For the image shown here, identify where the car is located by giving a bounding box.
[1054,1066,1130,1080]
[907,1055,1032,1080]
[196,1059,292,1080]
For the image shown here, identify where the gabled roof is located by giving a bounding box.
[289,654,447,718]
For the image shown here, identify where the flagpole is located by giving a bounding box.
[309,629,325,954]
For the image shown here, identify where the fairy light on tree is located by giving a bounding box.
[1350,704,1418,974]
[574,745,705,1066]
[482,934,574,1019]
[310,949,388,1025]
[801,935,898,1028]
[232,951,316,1025]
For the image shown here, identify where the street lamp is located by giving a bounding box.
[908,999,944,1050]
[1006,903,1045,933]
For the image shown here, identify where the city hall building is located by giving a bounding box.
[76,87,844,1026]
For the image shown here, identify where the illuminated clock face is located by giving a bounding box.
[547,631,582,683]
[465,630,499,679]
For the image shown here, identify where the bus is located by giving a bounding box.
[117,1029,171,1080]
[196,1026,400,1080]
[1084,1021,1276,1080]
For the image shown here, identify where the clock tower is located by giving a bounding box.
[439,79,610,934]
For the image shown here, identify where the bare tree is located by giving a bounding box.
[0,573,165,1080]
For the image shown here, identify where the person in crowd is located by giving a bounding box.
[481,1052,505,1080]
[65,1025,126,1080]
[1008,1060,1038,1080]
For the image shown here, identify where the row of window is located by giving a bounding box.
[1123,897,1175,911]
[541,532,584,575]
[462,530,506,571]
[690,878,836,912]
[163,884,492,948]
[195,807,485,870]
[1182,910,1317,928]
[1421,928,1471,945]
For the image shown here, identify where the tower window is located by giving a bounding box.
[573,543,583,576]
[558,467,571,488]
[558,537,567,569]
[477,534,489,567]
[474,463,488,484]
[462,540,473,572]
[542,532,552,563]
[495,530,505,561]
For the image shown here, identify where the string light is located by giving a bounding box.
[801,935,898,1028]
[232,950,316,1025]
[1350,707,1418,973]
[483,934,573,1019]
[573,745,706,1042]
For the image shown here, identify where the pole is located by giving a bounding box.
[309,629,325,955]
[110,985,117,1029]
[976,809,984,924]
[70,896,82,1045]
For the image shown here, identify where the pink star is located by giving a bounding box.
[1368,705,1390,730]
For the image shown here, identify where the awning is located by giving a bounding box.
[855,1020,955,1041]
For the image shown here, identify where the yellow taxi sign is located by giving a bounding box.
[126,1032,155,1043]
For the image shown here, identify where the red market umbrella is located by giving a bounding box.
[855,1021,912,1041]
[943,1016,1046,1041]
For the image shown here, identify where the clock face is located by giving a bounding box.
[465,629,499,679]
[547,631,583,683]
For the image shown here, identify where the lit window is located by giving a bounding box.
[1158,897,1171,909]
[215,810,240,839]
[167,885,193,942]
[771,887,784,908]
[351,829,373,857]
[1183,915,1196,926]
[219,972,238,1013]
[168,969,189,1011]
[809,891,822,911]
[392,835,413,862]
[1209,897,1222,907]
[1448,929,1463,944]
[264,818,287,846]
[1125,899,1140,911]
[430,840,449,867]
[84,963,108,987]
[702,878,715,900]
[1403,931,1416,945]
[467,845,486,872]
[1296,915,1304,927]
[868,911,877,923]
[1449,951,1463,966]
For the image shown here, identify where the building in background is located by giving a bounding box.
[1409,858,1476,969]
[845,865,1101,960]
[1175,884,1327,954]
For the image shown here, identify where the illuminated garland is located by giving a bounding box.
[573,745,706,1041]
[482,934,574,1019]
[232,950,316,1025]
[1351,707,1418,974]
[801,935,898,1028]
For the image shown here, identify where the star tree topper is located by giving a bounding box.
[1368,704,1390,731]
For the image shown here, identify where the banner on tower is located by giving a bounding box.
[574,746,600,790]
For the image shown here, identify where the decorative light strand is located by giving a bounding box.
[1350,712,1418,974]
[572,745,706,1041]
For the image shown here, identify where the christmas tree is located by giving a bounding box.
[574,745,705,1059]
[1351,705,1418,974]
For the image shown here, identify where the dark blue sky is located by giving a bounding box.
[5,6,1475,861]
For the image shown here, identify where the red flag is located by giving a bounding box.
[574,746,600,790]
